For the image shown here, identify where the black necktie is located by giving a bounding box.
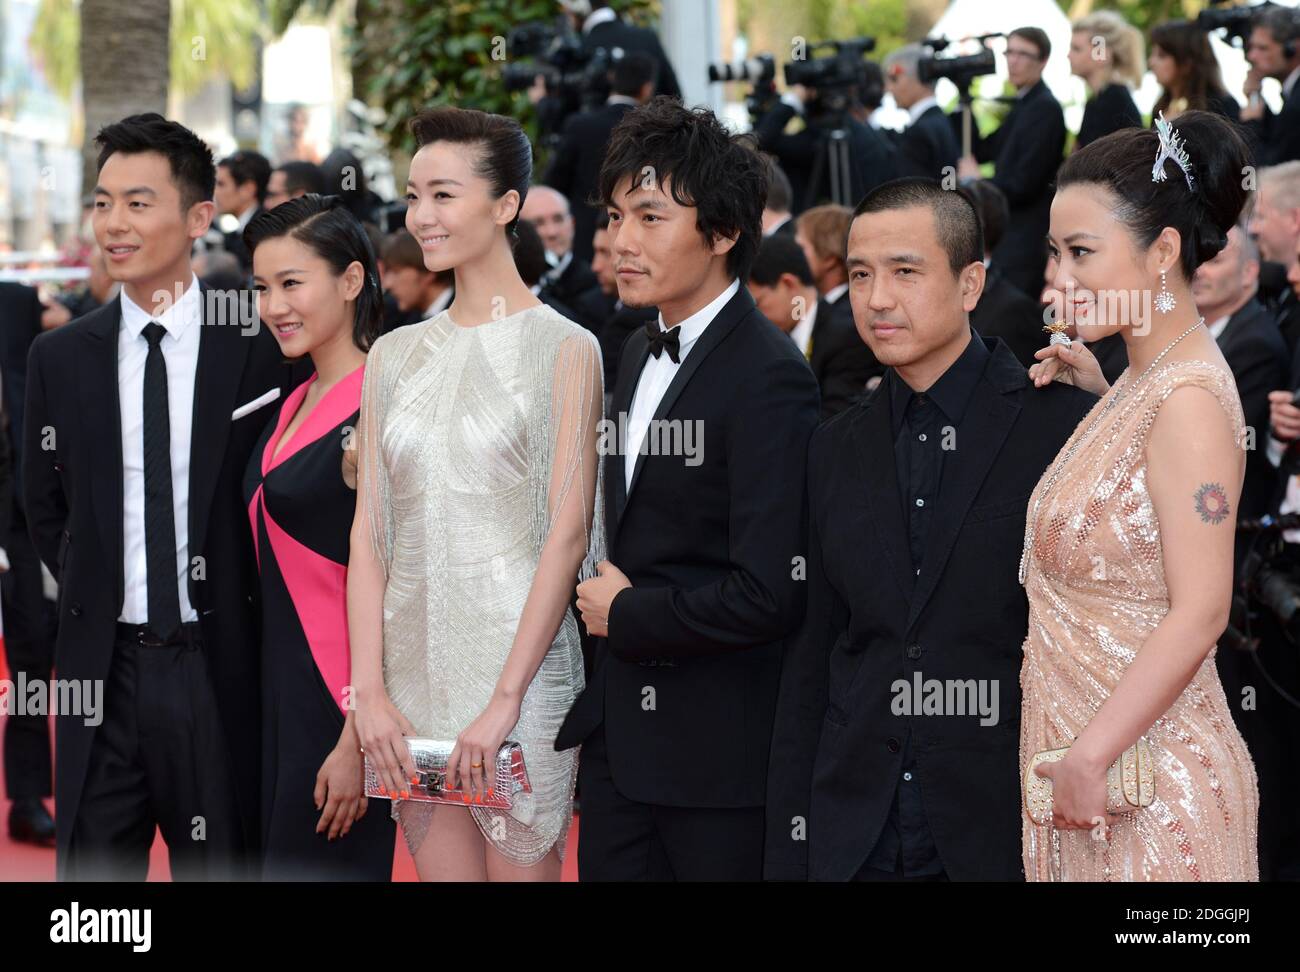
[142,321,181,640]
[645,321,681,363]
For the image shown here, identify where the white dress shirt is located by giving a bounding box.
[118,274,202,624]
[582,5,618,34]
[824,281,849,305]
[1207,313,1231,341]
[624,277,740,492]
[426,285,454,319]
[907,94,938,125]
[789,293,819,358]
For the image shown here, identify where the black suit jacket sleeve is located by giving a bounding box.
[22,334,67,578]
[763,436,844,880]
[971,92,1065,207]
[605,355,819,661]
[1245,86,1300,166]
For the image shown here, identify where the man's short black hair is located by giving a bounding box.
[612,52,659,97]
[958,180,1007,253]
[749,234,814,287]
[596,96,767,281]
[763,154,793,214]
[219,150,273,205]
[94,112,215,211]
[276,160,327,197]
[852,177,984,277]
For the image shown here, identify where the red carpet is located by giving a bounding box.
[0,711,579,881]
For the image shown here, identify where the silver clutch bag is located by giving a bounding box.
[364,738,531,810]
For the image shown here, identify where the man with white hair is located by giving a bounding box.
[883,44,960,181]
[520,184,598,311]
[1250,161,1300,354]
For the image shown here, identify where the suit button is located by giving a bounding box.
[886,736,900,753]
[906,643,922,660]
[53,461,64,472]
[69,604,82,617]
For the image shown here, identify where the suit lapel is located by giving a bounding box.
[186,287,252,567]
[609,329,651,531]
[851,392,915,604]
[905,346,1023,629]
[80,298,126,612]
[623,287,750,505]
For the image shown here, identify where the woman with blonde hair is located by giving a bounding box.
[1069,9,1145,150]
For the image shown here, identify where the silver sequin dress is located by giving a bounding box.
[1020,359,1258,881]
[355,305,604,866]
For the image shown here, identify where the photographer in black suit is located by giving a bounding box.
[556,97,820,881]
[957,28,1066,299]
[545,52,657,264]
[562,0,681,101]
[883,44,960,181]
[766,178,1095,881]
[1243,6,1300,166]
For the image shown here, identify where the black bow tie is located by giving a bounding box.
[645,322,682,363]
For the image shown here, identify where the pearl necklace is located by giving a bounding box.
[1017,317,1205,585]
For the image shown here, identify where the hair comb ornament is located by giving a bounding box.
[1151,112,1196,192]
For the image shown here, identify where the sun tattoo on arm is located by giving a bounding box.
[1193,482,1230,524]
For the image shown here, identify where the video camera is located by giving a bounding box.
[708,37,877,127]
[1195,0,1280,47]
[500,18,619,142]
[918,34,1001,98]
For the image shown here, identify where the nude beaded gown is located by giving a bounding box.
[355,305,604,866]
[1019,359,1258,881]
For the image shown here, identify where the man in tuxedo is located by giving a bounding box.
[796,205,886,397]
[1243,7,1300,167]
[957,27,1065,298]
[883,44,960,181]
[1250,161,1300,356]
[214,149,271,273]
[749,233,876,418]
[23,114,291,880]
[520,186,598,312]
[765,177,1095,881]
[0,281,56,846]
[544,52,657,265]
[964,180,1045,367]
[1193,225,1286,519]
[562,0,681,102]
[555,97,820,881]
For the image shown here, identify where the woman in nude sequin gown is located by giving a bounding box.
[347,108,604,881]
[1020,112,1258,881]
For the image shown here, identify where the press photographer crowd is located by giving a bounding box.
[3,0,1300,887]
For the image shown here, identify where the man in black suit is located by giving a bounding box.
[0,281,56,846]
[544,52,657,265]
[883,44,960,181]
[1249,162,1300,356]
[520,185,599,312]
[23,114,291,880]
[1243,7,1300,167]
[749,233,876,418]
[765,178,1095,881]
[572,211,657,390]
[957,27,1066,299]
[214,149,271,273]
[556,97,820,881]
[761,155,796,238]
[563,0,681,102]
[964,180,1046,367]
[1194,225,1287,519]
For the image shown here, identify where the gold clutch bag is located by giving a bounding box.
[1024,739,1155,826]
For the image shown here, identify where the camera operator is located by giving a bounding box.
[1243,6,1300,166]
[559,0,680,101]
[544,51,657,264]
[956,27,1065,299]
[753,79,897,213]
[882,44,960,180]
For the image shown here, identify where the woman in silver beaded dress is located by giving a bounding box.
[347,107,604,881]
[1022,112,1258,881]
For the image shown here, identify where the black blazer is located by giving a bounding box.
[23,288,299,876]
[1245,80,1300,166]
[810,294,882,419]
[966,81,1066,297]
[555,285,821,809]
[1215,297,1288,519]
[970,264,1044,368]
[1075,83,1141,150]
[765,336,1096,881]
[0,281,45,494]
[544,100,638,264]
[584,17,682,101]
[896,103,960,180]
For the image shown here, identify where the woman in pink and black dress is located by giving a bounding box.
[242,194,394,879]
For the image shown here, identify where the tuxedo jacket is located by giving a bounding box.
[969,265,1044,368]
[1215,297,1288,519]
[965,81,1066,296]
[895,104,960,181]
[23,288,300,875]
[0,281,45,495]
[811,295,882,419]
[555,285,821,808]
[765,337,1096,881]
